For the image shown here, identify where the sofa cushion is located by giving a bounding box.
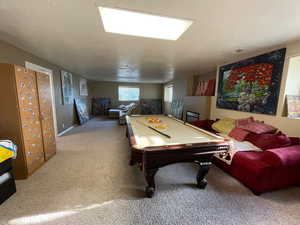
[211,118,236,134]
[228,128,250,141]
[262,145,300,167]
[246,132,291,150]
[238,121,276,134]
[235,117,254,127]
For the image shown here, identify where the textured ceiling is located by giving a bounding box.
[0,0,300,83]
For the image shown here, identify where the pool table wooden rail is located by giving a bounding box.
[126,114,229,151]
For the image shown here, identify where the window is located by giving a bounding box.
[118,86,140,101]
[285,56,300,118]
[164,85,173,103]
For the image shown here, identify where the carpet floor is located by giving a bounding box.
[1,118,300,225]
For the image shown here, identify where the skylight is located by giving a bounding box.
[98,7,193,41]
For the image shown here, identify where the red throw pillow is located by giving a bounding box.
[235,117,254,127]
[238,121,276,134]
[228,128,250,141]
[245,132,291,150]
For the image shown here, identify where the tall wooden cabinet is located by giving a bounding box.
[0,63,56,179]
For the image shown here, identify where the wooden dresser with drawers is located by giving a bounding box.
[0,63,56,179]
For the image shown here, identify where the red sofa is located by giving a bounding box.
[192,120,300,195]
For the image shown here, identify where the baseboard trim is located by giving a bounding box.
[57,126,74,137]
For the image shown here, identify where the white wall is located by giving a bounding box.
[173,76,188,99]
[183,96,211,120]
[210,40,300,137]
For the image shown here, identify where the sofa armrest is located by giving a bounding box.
[262,145,300,167]
[233,152,272,174]
[231,152,274,194]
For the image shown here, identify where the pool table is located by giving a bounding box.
[126,115,230,198]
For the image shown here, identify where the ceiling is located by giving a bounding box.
[0,0,300,83]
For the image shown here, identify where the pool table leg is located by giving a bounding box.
[196,163,211,189]
[144,168,158,198]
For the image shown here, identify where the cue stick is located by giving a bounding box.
[136,120,171,139]
[147,126,171,139]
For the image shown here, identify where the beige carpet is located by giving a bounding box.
[1,117,300,225]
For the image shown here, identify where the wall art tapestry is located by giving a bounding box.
[79,78,88,96]
[286,95,300,118]
[61,70,73,105]
[194,79,216,96]
[217,48,286,115]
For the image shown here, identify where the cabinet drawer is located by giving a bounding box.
[26,151,44,174]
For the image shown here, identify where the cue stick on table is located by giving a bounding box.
[136,120,171,139]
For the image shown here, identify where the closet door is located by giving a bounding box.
[36,72,56,160]
[14,66,45,174]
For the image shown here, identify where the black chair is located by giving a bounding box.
[92,97,111,116]
[185,111,200,123]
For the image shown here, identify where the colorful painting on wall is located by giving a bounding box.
[217,48,286,115]
[286,95,300,118]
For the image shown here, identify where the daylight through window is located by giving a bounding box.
[118,86,140,101]
[164,85,173,103]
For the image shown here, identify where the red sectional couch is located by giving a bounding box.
[192,120,300,195]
